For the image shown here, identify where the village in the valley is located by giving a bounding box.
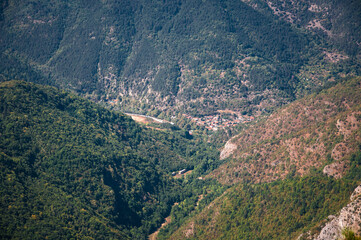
[183,113,254,131]
[107,97,255,132]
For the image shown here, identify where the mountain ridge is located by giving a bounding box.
[213,77,361,184]
[1,0,360,118]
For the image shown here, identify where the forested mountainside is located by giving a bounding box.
[2,80,361,239]
[162,171,361,240]
[157,77,361,240]
[0,80,223,239]
[1,1,361,239]
[1,0,360,118]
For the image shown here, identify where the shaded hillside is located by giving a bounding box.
[1,0,360,117]
[212,77,361,184]
[0,80,221,239]
[248,0,361,56]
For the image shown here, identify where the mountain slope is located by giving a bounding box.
[250,0,361,56]
[157,77,361,240]
[161,174,360,240]
[213,77,361,184]
[313,184,361,240]
[0,80,221,239]
[1,0,360,117]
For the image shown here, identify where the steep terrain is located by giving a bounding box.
[1,0,360,118]
[162,174,360,240]
[1,1,361,239]
[157,77,361,240]
[0,80,221,239]
[312,184,361,240]
[254,0,361,56]
[214,77,361,184]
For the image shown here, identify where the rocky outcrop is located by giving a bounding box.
[322,161,347,179]
[220,138,237,160]
[314,185,361,240]
[351,186,361,201]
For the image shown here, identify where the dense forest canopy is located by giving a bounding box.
[0,80,223,239]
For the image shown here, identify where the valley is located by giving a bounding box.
[183,112,254,131]
[125,112,174,125]
[1,0,361,239]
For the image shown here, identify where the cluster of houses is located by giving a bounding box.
[183,114,254,131]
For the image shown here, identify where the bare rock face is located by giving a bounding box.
[220,138,237,160]
[351,186,361,201]
[314,216,340,240]
[314,185,361,240]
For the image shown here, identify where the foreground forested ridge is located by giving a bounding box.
[0,80,223,239]
[1,0,360,118]
[162,171,361,240]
